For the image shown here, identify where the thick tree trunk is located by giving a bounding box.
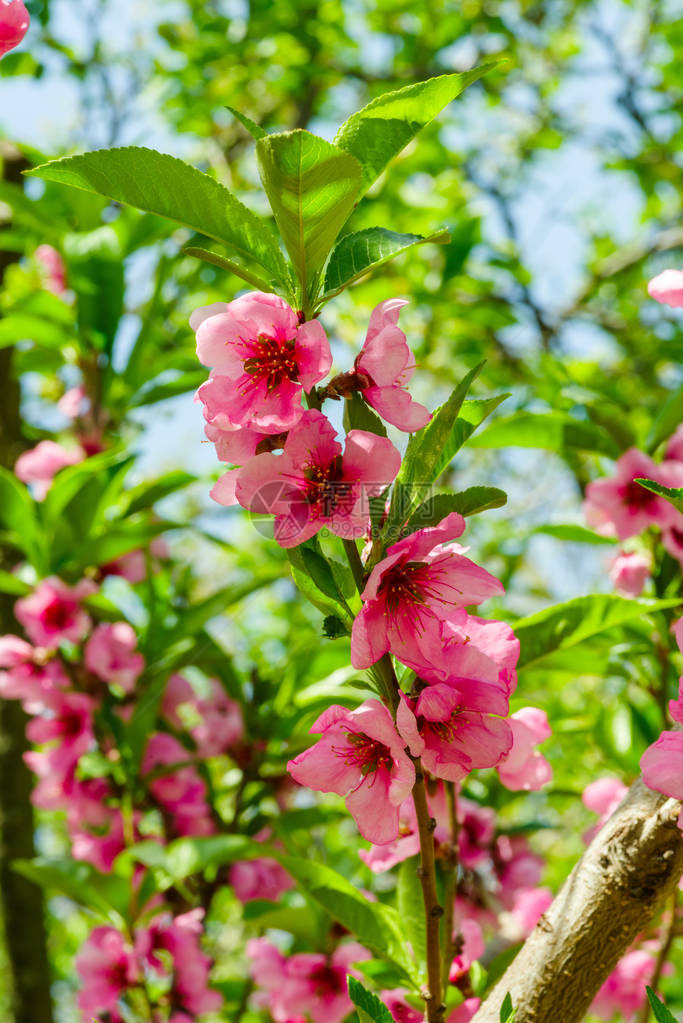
[472,779,683,1023]
[0,143,55,1023]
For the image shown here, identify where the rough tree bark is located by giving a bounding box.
[472,779,683,1023]
[0,142,55,1023]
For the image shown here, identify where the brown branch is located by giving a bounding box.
[441,781,459,991]
[413,762,445,1022]
[471,779,683,1023]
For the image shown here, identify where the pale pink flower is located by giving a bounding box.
[509,886,553,936]
[25,690,95,776]
[351,513,504,672]
[14,440,82,499]
[35,244,66,295]
[641,730,683,802]
[584,448,683,540]
[648,269,683,308]
[192,292,331,433]
[229,857,293,903]
[495,835,544,909]
[447,999,481,1023]
[287,700,415,844]
[66,778,129,870]
[142,733,215,837]
[0,0,29,56]
[354,299,431,431]
[497,708,552,791]
[196,374,277,465]
[162,674,244,756]
[247,937,368,1023]
[449,918,484,980]
[382,989,423,1023]
[14,576,94,647]
[608,550,651,597]
[458,797,496,869]
[218,409,401,546]
[582,776,628,843]
[137,909,222,1016]
[0,636,67,709]
[76,926,138,1020]
[359,797,422,872]
[591,949,657,1020]
[57,385,88,419]
[396,685,512,783]
[85,622,144,692]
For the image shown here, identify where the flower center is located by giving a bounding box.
[333,729,393,775]
[303,455,352,518]
[43,599,74,629]
[243,334,299,392]
[309,963,342,996]
[378,561,431,612]
[424,707,463,742]
[619,478,657,511]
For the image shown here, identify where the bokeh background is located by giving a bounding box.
[1,0,683,1019]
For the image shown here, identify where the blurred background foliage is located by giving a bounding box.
[1,0,683,1020]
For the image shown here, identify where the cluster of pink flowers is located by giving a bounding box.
[583,432,683,597]
[77,909,221,1022]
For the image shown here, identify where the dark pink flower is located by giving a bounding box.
[192,292,331,433]
[351,513,504,672]
[229,856,293,903]
[591,949,657,1020]
[287,700,415,843]
[76,926,138,1020]
[648,269,683,308]
[137,909,223,1016]
[85,622,144,692]
[219,410,401,547]
[354,299,431,431]
[449,918,484,981]
[0,0,29,57]
[608,550,651,597]
[14,440,82,499]
[497,708,552,791]
[162,673,244,756]
[584,448,683,540]
[25,690,95,775]
[142,733,215,837]
[508,886,553,937]
[15,577,94,648]
[382,989,423,1023]
[397,685,512,783]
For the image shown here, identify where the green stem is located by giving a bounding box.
[342,537,365,592]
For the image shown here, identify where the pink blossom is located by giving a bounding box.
[287,700,415,844]
[229,857,293,903]
[382,989,423,1023]
[458,797,496,869]
[641,730,683,802]
[191,292,331,433]
[25,690,95,776]
[359,797,422,872]
[196,373,277,465]
[142,733,215,837]
[449,918,484,980]
[220,409,401,546]
[447,999,481,1023]
[162,673,244,756]
[76,926,138,1020]
[495,835,544,909]
[591,949,657,1020]
[85,622,144,692]
[137,909,222,1016]
[584,448,683,540]
[582,776,628,843]
[353,299,431,431]
[35,244,66,294]
[647,269,683,308]
[497,708,552,791]
[248,937,368,1023]
[0,0,29,56]
[351,513,504,672]
[58,385,88,419]
[509,886,553,936]
[665,425,683,462]
[608,550,651,597]
[14,440,82,499]
[662,524,683,565]
[14,576,94,647]
[66,779,128,870]
[0,636,67,709]
[396,685,512,783]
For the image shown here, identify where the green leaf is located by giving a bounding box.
[515,595,683,672]
[532,524,618,545]
[500,992,517,1023]
[397,858,426,973]
[432,394,510,479]
[343,392,388,437]
[646,383,683,453]
[334,64,503,195]
[635,478,683,514]
[348,977,395,1023]
[226,105,268,140]
[0,570,30,596]
[129,370,207,408]
[63,226,124,352]
[12,857,130,923]
[275,854,417,985]
[301,547,346,602]
[256,130,362,304]
[182,245,278,292]
[288,546,352,622]
[321,226,449,301]
[646,987,676,1023]
[0,468,44,570]
[27,147,289,284]
[407,487,507,530]
[118,471,195,517]
[469,412,619,457]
